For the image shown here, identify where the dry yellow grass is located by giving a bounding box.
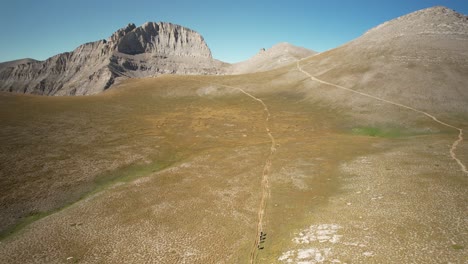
[0,66,467,263]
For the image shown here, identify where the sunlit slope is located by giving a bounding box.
[0,72,364,262]
[1,6,468,263]
[1,63,467,262]
[298,6,468,121]
[0,75,273,236]
[228,42,316,75]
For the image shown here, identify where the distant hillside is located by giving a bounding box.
[228,42,316,74]
[0,59,38,71]
[297,6,468,118]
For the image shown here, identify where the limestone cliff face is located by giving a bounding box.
[115,22,212,58]
[0,22,223,95]
[0,40,112,95]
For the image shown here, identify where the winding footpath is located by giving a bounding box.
[236,87,276,264]
[190,78,276,264]
[296,60,468,175]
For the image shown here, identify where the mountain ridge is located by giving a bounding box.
[296,5,468,118]
[0,22,223,95]
[0,6,466,96]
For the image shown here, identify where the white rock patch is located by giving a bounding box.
[279,224,342,263]
[293,224,342,244]
[279,223,375,263]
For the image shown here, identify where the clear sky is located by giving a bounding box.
[1,0,468,63]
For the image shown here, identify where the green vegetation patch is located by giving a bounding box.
[451,244,464,250]
[91,158,176,195]
[350,125,441,138]
[0,158,178,241]
[0,212,51,240]
[351,126,404,138]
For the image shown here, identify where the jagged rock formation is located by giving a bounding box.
[0,22,225,95]
[228,42,316,74]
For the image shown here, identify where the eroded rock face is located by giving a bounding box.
[0,22,223,95]
[115,22,212,58]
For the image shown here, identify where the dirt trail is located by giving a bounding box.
[238,87,276,264]
[296,60,468,175]
[191,79,276,263]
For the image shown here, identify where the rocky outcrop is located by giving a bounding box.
[114,22,212,58]
[0,22,224,95]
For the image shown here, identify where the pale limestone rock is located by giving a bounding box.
[0,22,223,96]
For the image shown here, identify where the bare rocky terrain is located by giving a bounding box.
[0,5,467,264]
[0,22,227,95]
[0,23,315,96]
[297,6,468,119]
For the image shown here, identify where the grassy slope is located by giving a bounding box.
[0,65,467,263]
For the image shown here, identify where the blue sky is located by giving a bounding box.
[1,0,467,63]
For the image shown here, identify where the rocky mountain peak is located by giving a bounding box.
[0,21,221,95]
[108,23,137,43]
[108,22,212,58]
[395,6,467,26]
[364,6,468,37]
[409,6,464,18]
